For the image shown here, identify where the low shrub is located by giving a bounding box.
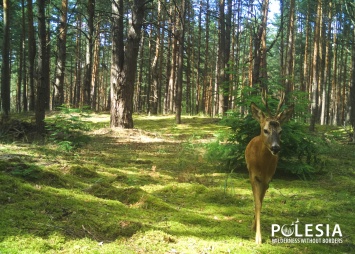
[45,105,92,151]
[206,88,325,179]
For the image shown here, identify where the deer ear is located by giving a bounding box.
[251,102,266,122]
[277,104,294,124]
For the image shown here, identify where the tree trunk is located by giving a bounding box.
[247,0,253,88]
[350,29,355,141]
[217,0,226,115]
[74,13,82,107]
[27,0,36,111]
[280,0,285,82]
[110,0,146,128]
[175,0,186,124]
[309,0,321,131]
[164,6,173,115]
[53,0,68,109]
[260,0,269,89]
[21,0,27,112]
[320,2,332,125]
[45,7,51,110]
[330,20,338,125]
[253,0,269,91]
[203,0,210,114]
[186,2,192,114]
[223,0,232,112]
[36,0,48,133]
[83,0,95,108]
[285,0,295,94]
[1,0,11,116]
[195,0,202,114]
[150,0,162,115]
[135,34,145,112]
[303,7,310,93]
[168,14,178,114]
[158,24,164,114]
[91,21,100,111]
[17,0,26,113]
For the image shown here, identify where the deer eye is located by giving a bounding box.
[263,129,269,135]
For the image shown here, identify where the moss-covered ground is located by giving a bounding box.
[0,114,354,253]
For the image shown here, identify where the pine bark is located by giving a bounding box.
[53,0,68,109]
[285,0,295,94]
[252,0,269,91]
[217,0,226,115]
[110,0,146,128]
[175,0,186,124]
[150,0,162,115]
[36,0,48,133]
[74,13,82,107]
[1,0,11,116]
[27,0,36,111]
[83,0,95,108]
[91,21,100,111]
[350,29,355,141]
[309,0,321,131]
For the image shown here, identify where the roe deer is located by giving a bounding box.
[245,92,294,244]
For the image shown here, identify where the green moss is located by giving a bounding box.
[69,165,99,178]
[0,115,354,253]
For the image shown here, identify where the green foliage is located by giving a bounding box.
[278,121,325,178]
[206,88,325,178]
[206,111,258,172]
[0,159,42,180]
[9,164,40,179]
[45,105,92,151]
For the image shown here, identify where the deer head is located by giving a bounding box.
[250,91,294,155]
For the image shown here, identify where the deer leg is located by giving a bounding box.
[251,176,269,244]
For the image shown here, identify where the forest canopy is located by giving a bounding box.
[0,0,355,133]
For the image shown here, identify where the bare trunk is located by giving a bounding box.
[110,0,146,128]
[36,0,48,133]
[150,0,162,115]
[203,0,210,114]
[21,0,27,112]
[168,21,178,114]
[330,20,338,125]
[27,0,36,111]
[253,0,269,91]
[74,14,82,107]
[350,29,355,141]
[91,22,100,111]
[320,2,332,125]
[285,0,295,94]
[17,0,26,112]
[83,0,95,108]
[309,0,321,131]
[175,0,186,124]
[53,0,68,109]
[1,0,11,116]
[217,0,226,115]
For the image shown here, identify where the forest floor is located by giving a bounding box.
[0,113,354,253]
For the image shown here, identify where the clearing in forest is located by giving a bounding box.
[0,114,354,253]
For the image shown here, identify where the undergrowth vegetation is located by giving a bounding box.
[206,89,327,179]
[45,106,94,152]
[0,112,354,253]
[206,112,326,179]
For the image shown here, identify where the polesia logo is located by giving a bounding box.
[271,219,343,244]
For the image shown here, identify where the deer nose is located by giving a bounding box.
[271,145,281,154]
